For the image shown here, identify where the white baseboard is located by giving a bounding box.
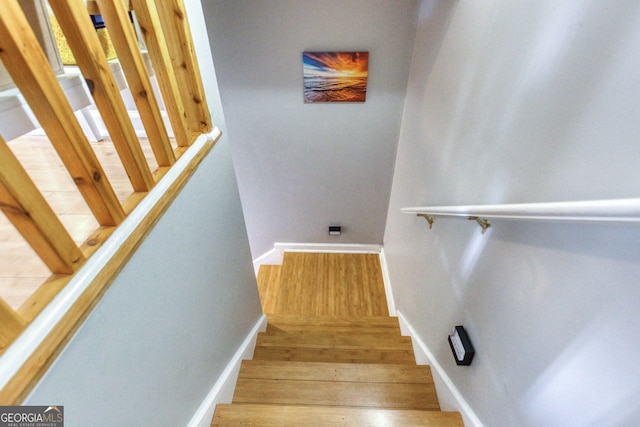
[252,247,283,275]
[397,310,484,427]
[274,242,382,254]
[378,248,396,316]
[252,243,383,276]
[187,314,268,427]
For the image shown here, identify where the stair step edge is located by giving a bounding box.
[233,377,439,410]
[239,360,433,384]
[212,404,464,427]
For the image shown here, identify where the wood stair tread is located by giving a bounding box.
[256,332,412,349]
[266,314,400,327]
[266,315,401,335]
[252,346,416,364]
[254,331,416,364]
[212,404,464,426]
[257,265,281,314]
[233,377,439,410]
[239,360,434,384]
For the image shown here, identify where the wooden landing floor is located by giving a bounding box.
[258,252,389,317]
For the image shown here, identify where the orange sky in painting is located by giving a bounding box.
[303,52,369,78]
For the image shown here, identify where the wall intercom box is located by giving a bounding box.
[448,325,475,366]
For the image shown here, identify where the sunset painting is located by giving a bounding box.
[303,52,369,103]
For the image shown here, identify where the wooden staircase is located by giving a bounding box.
[212,254,464,426]
[212,314,463,425]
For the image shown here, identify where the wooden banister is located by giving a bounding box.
[50,0,155,192]
[132,0,193,147]
[0,0,213,364]
[95,0,176,167]
[155,0,211,134]
[0,0,125,226]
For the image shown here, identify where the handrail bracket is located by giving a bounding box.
[417,214,435,229]
[468,216,491,234]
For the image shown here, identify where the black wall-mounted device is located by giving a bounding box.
[328,225,341,235]
[448,325,475,366]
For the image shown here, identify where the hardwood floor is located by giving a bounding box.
[0,134,164,309]
[259,252,389,316]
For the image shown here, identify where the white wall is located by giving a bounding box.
[204,0,418,258]
[385,1,640,426]
[23,2,264,425]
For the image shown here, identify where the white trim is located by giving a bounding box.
[397,310,484,427]
[273,242,382,253]
[0,130,222,390]
[251,247,282,276]
[252,243,383,276]
[187,314,267,427]
[378,248,396,316]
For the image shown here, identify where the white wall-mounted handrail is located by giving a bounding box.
[403,198,640,233]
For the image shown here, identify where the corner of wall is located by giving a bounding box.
[378,248,396,316]
[187,314,267,427]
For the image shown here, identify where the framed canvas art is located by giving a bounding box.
[303,52,369,103]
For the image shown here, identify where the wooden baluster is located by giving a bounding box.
[96,0,176,167]
[132,0,193,147]
[0,136,85,274]
[0,299,26,352]
[0,0,124,226]
[155,0,211,134]
[49,0,155,192]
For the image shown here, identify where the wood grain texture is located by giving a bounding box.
[266,314,400,335]
[213,254,464,425]
[155,0,211,133]
[256,265,280,313]
[253,327,416,365]
[256,332,414,351]
[0,298,26,351]
[0,0,125,226]
[266,252,389,316]
[0,135,84,275]
[233,378,439,410]
[132,0,192,147]
[239,360,433,384]
[50,0,155,192]
[212,404,464,427]
[253,344,416,365]
[0,134,156,310]
[96,0,175,168]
